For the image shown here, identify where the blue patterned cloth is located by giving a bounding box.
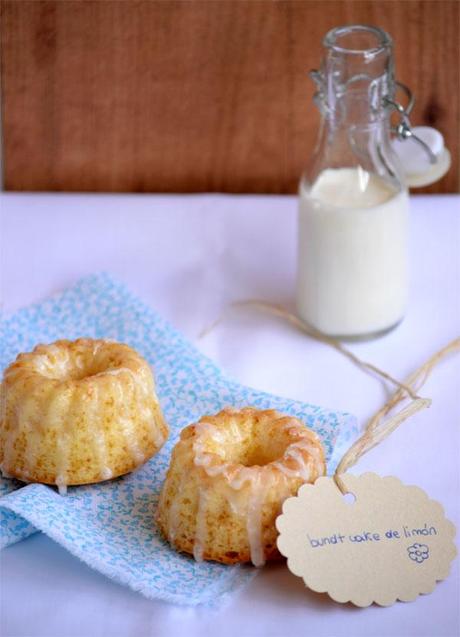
[0,274,357,605]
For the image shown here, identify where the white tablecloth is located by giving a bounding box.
[1,192,459,637]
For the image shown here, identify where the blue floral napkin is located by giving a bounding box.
[0,274,357,605]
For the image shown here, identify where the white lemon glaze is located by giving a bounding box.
[184,415,325,566]
[0,339,168,490]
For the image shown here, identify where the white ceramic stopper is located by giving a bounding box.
[392,126,451,188]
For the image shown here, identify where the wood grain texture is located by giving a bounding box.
[1,0,459,193]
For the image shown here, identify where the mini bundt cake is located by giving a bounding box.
[156,407,325,566]
[0,338,168,492]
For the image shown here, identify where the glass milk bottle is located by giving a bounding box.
[297,25,409,339]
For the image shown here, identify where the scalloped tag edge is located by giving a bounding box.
[276,472,457,607]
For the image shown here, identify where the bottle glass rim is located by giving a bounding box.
[323,25,392,56]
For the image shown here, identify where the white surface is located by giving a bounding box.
[1,192,459,637]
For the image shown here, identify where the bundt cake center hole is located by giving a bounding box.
[216,417,292,467]
[241,445,286,466]
[66,362,119,381]
[41,350,122,381]
[57,361,105,381]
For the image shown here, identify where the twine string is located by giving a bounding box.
[333,336,460,493]
[200,300,420,399]
[199,301,460,495]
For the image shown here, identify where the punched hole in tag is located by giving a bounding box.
[342,492,356,506]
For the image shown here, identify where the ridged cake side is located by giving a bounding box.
[156,408,325,565]
[0,339,168,488]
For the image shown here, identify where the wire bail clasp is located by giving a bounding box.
[384,82,438,165]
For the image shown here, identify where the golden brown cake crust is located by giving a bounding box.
[156,407,326,566]
[0,338,169,488]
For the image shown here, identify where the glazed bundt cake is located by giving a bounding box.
[156,407,325,566]
[0,338,168,492]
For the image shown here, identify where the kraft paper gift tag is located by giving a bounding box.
[276,338,459,607]
[277,473,456,607]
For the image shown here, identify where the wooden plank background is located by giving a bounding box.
[1,0,459,193]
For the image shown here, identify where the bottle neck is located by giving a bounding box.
[324,87,393,129]
[314,117,395,172]
[304,25,405,192]
[308,98,404,193]
[313,25,395,127]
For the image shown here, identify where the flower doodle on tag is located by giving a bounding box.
[408,543,429,563]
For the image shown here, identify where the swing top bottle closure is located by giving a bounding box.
[297,25,448,340]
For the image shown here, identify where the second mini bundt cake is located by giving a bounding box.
[156,407,325,566]
[0,338,169,492]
